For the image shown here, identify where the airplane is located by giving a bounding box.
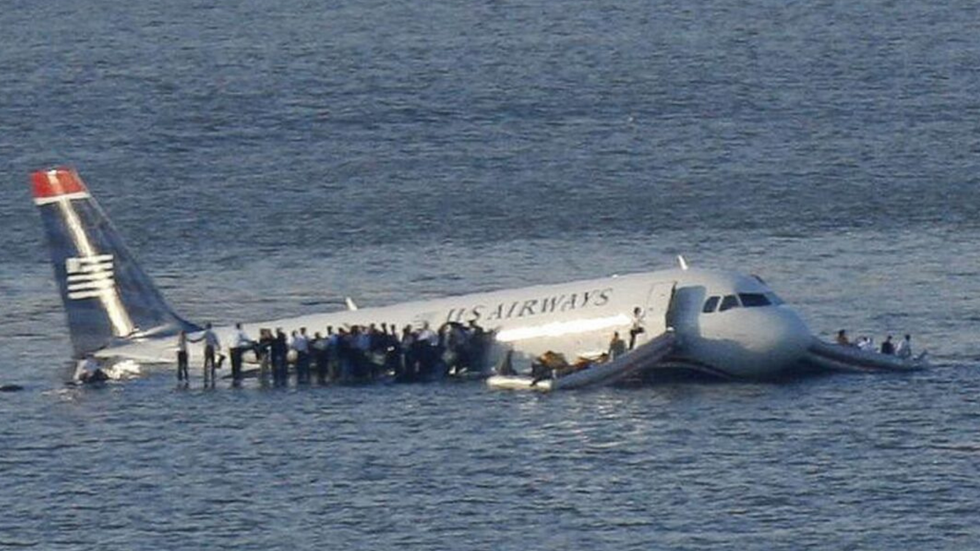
[29,167,924,382]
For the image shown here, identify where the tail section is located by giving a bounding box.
[31,168,198,358]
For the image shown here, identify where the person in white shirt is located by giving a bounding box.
[895,334,912,359]
[291,329,309,353]
[856,336,876,352]
[292,327,311,383]
[176,330,189,383]
[312,331,329,384]
[189,323,221,386]
[229,323,252,383]
[326,326,339,381]
[629,307,646,350]
[417,322,438,346]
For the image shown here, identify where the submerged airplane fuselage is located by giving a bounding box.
[31,168,814,379]
[102,268,814,378]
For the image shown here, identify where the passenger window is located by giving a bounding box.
[702,296,720,313]
[738,293,771,308]
[719,294,740,312]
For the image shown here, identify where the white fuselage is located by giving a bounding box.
[102,267,813,379]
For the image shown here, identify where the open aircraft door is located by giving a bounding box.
[638,282,676,345]
[666,283,706,345]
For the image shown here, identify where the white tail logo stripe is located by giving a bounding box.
[65,255,117,300]
[68,290,112,301]
[67,279,115,292]
[67,271,114,283]
[66,263,113,275]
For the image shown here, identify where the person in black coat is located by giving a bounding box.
[271,328,288,385]
[880,335,895,355]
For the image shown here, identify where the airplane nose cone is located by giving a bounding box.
[765,308,812,368]
[715,306,812,376]
[684,305,814,378]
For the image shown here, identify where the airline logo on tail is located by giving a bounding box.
[31,169,91,205]
[65,254,116,300]
[31,167,204,357]
[31,168,137,339]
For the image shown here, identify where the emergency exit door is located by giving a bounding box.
[641,282,677,341]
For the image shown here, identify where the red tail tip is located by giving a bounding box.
[31,168,89,199]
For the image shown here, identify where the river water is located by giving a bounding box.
[1,1,979,549]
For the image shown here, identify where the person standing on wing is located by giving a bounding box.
[189,323,221,386]
[293,327,310,384]
[271,328,288,385]
[229,323,253,384]
[176,330,189,383]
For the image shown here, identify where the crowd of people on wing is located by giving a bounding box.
[836,329,914,359]
[178,319,492,387]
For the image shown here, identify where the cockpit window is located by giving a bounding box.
[719,294,740,312]
[738,293,771,308]
[765,292,784,306]
[702,296,720,313]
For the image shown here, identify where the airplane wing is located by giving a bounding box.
[803,337,928,373]
[550,329,677,390]
[550,282,684,388]
[488,330,676,392]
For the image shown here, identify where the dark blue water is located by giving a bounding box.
[2,1,979,548]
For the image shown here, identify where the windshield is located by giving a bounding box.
[738,293,771,308]
[719,295,740,312]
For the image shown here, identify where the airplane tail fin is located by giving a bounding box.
[30,168,199,358]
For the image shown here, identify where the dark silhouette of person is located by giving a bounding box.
[880,335,895,355]
[271,328,288,385]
